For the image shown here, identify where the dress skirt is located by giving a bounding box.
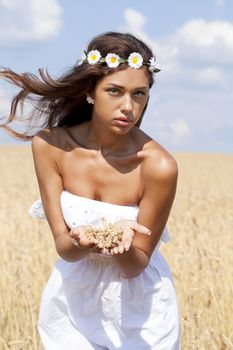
[38,250,180,350]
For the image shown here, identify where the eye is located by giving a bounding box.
[134,90,146,96]
[107,88,120,95]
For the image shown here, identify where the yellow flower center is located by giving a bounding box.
[91,54,97,61]
[132,57,139,64]
[110,57,117,63]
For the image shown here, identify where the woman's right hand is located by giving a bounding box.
[69,225,100,251]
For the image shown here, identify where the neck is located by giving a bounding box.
[85,120,134,157]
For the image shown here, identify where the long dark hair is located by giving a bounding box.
[0,32,155,140]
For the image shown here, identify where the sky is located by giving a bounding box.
[0,0,232,152]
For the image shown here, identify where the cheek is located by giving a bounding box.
[140,96,149,110]
[93,99,114,118]
[136,101,147,114]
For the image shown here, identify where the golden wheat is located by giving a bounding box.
[0,146,232,349]
[86,218,123,248]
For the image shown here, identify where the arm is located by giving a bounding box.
[113,152,178,278]
[113,244,150,279]
[32,129,89,262]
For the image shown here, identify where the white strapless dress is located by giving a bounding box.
[29,191,180,350]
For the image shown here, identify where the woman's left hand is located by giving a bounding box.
[101,219,151,255]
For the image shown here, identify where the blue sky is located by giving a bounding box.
[0,0,232,152]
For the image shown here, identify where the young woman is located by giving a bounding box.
[1,32,180,349]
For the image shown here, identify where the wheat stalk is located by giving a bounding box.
[85,218,123,248]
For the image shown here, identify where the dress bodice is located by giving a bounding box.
[29,191,170,245]
[60,191,140,229]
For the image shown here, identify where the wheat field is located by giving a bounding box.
[0,146,232,350]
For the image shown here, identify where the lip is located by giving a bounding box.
[114,117,132,127]
[115,116,132,122]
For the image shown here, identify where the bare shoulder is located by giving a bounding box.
[140,139,178,184]
[31,127,67,155]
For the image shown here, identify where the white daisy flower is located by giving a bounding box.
[87,50,101,65]
[149,56,160,72]
[76,52,87,66]
[128,52,143,69]
[105,53,121,68]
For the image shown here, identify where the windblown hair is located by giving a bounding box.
[0,32,155,140]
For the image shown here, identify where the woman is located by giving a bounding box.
[1,32,180,349]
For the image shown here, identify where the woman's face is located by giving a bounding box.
[91,67,150,132]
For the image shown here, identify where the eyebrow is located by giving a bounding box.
[105,83,148,90]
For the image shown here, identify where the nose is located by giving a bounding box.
[121,94,133,112]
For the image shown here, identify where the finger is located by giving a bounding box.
[69,231,75,238]
[78,234,92,247]
[69,230,78,238]
[88,240,99,249]
[100,248,106,255]
[110,246,118,255]
[118,244,124,254]
[123,236,133,251]
[89,237,99,245]
[102,248,111,256]
[78,233,85,241]
[121,228,134,250]
[130,222,151,235]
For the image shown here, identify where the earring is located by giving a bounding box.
[86,96,94,104]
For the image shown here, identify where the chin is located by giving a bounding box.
[113,125,135,134]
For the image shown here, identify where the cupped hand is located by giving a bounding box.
[108,219,151,255]
[69,225,100,250]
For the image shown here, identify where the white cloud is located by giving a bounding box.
[120,8,156,50]
[171,19,233,66]
[150,19,233,80]
[159,19,233,88]
[175,19,233,48]
[0,0,62,46]
[123,8,146,32]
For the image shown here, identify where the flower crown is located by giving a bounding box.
[79,50,160,73]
